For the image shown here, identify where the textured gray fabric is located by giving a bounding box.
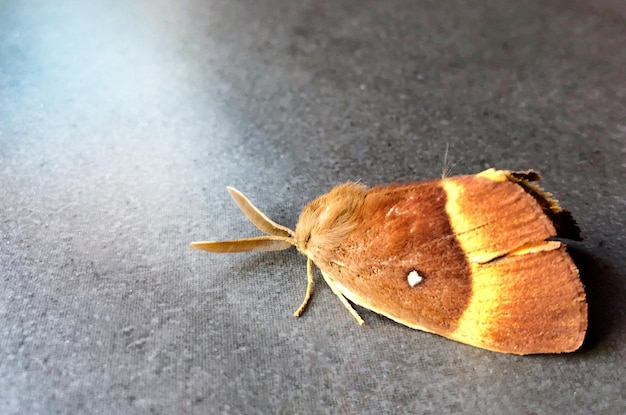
[1,0,625,413]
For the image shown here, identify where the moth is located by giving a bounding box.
[191,169,587,355]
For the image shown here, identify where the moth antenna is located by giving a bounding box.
[190,236,292,253]
[293,257,315,317]
[227,187,295,238]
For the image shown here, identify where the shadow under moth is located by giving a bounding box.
[191,169,587,355]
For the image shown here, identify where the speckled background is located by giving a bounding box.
[1,0,624,413]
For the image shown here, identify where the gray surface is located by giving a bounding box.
[1,0,625,413]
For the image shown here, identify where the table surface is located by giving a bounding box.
[1,1,625,413]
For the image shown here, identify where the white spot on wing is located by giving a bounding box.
[407,270,423,287]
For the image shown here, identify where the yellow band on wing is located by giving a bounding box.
[441,179,503,347]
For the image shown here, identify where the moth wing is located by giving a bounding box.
[450,244,586,354]
[311,173,586,354]
[441,172,586,354]
[312,181,474,337]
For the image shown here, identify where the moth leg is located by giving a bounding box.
[293,257,315,317]
[319,269,365,326]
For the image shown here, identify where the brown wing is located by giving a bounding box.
[311,171,586,354]
[313,180,473,335]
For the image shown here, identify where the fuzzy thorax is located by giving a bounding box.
[294,182,367,257]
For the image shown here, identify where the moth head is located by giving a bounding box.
[294,182,366,256]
